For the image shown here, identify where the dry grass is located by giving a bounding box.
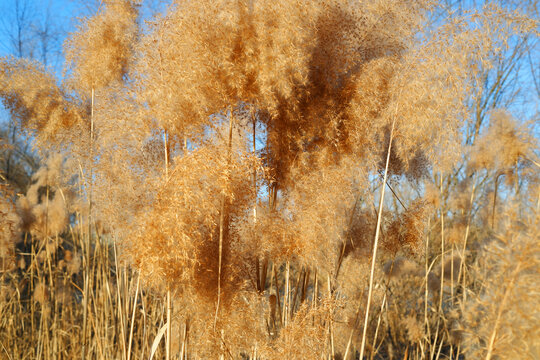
[0,0,538,359]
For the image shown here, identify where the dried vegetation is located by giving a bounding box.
[0,0,538,359]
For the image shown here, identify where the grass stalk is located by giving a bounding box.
[370,293,387,360]
[81,86,95,360]
[215,109,235,329]
[283,261,290,327]
[485,263,521,360]
[162,128,172,360]
[439,174,445,311]
[358,116,396,360]
[127,272,140,360]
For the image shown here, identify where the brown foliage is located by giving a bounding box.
[0,0,538,358]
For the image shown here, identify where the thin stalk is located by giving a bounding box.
[252,108,257,222]
[424,218,432,358]
[214,110,234,328]
[358,117,396,360]
[114,241,127,359]
[82,86,95,360]
[301,269,310,303]
[0,342,12,360]
[536,188,540,213]
[283,261,290,327]
[435,333,445,359]
[485,263,521,360]
[29,232,35,355]
[429,175,446,358]
[343,293,363,360]
[166,292,171,360]
[291,267,303,316]
[260,259,268,294]
[327,275,335,359]
[370,294,387,360]
[256,258,260,292]
[179,320,188,360]
[127,273,140,360]
[312,270,318,309]
[163,129,171,360]
[459,174,477,304]
[252,112,267,296]
[439,174,445,311]
[451,244,455,304]
[139,291,148,360]
[273,263,283,326]
[491,173,501,230]
[335,195,361,284]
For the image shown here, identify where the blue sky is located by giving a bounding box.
[0,0,171,127]
[0,0,80,72]
[0,0,169,74]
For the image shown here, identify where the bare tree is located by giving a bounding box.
[0,0,67,192]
